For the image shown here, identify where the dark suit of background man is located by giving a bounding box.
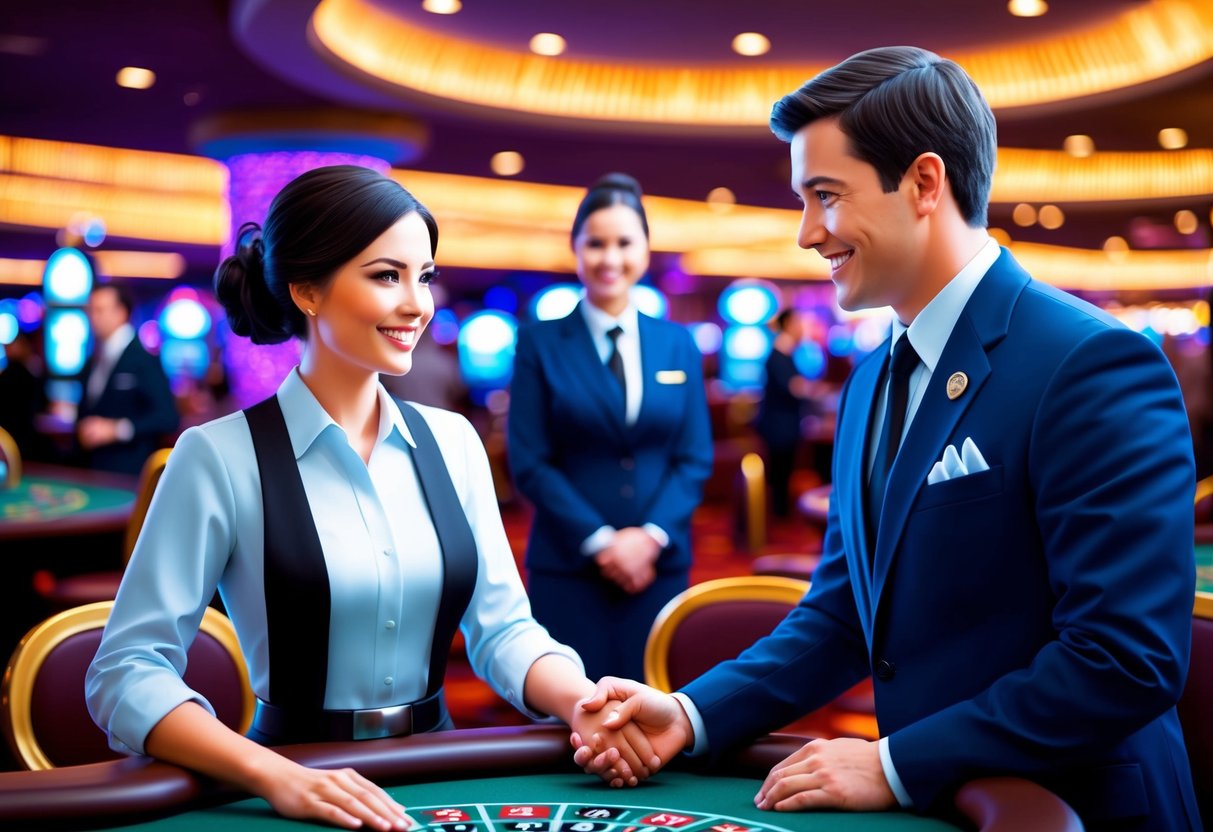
[754,309,814,517]
[76,283,178,475]
[577,46,1199,831]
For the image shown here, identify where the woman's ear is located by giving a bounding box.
[288,283,317,318]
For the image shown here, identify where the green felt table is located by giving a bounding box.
[1196,544,1212,595]
[0,728,1080,831]
[111,771,958,832]
[0,463,135,540]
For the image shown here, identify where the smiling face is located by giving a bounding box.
[791,117,926,318]
[573,203,650,317]
[296,212,436,378]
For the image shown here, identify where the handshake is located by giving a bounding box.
[565,677,896,812]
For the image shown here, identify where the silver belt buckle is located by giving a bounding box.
[352,703,413,740]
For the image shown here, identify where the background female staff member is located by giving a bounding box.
[509,174,713,682]
[87,166,650,831]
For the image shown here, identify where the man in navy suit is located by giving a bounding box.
[574,47,1199,830]
[76,283,178,475]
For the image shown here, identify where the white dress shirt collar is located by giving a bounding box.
[891,236,1000,372]
[277,368,417,461]
[580,299,639,340]
[100,323,136,365]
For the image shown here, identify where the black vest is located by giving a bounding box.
[243,396,479,710]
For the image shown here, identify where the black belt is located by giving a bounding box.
[252,689,448,742]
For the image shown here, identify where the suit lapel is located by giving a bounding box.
[870,249,1029,613]
[836,344,887,637]
[553,305,628,442]
[632,314,660,434]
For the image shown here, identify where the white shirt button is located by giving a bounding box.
[385,620,396,629]
[384,676,393,686]
[383,548,394,557]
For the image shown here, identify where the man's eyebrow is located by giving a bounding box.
[802,175,845,190]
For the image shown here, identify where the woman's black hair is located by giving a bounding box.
[569,172,649,246]
[214,165,438,344]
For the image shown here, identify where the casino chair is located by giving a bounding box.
[33,448,171,612]
[1180,591,1213,825]
[0,424,22,489]
[0,600,253,770]
[732,452,767,554]
[644,576,810,693]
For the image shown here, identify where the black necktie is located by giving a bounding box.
[866,335,921,542]
[606,326,626,401]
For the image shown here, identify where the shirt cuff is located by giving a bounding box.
[580,526,617,556]
[115,418,134,442]
[670,692,706,757]
[879,736,913,808]
[641,523,670,549]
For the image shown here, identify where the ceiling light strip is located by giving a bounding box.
[0,174,228,245]
[993,148,1213,203]
[312,0,1213,126]
[0,136,225,194]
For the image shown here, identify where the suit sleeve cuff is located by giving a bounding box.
[116,418,134,442]
[879,736,913,808]
[580,526,616,556]
[642,523,670,549]
[670,692,707,757]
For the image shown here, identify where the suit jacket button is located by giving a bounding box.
[875,659,896,680]
[621,457,635,470]
[620,484,634,498]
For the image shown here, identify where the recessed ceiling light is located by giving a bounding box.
[706,187,736,213]
[1008,0,1047,17]
[1175,209,1198,235]
[1038,204,1065,230]
[731,33,770,57]
[1063,134,1095,158]
[1103,236,1129,263]
[529,33,566,57]
[116,66,155,90]
[1012,203,1037,227]
[422,0,462,13]
[183,91,202,106]
[1158,127,1188,150]
[490,151,525,177]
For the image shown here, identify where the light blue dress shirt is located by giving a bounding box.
[86,368,581,755]
[674,236,999,806]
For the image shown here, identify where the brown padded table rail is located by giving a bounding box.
[0,725,1082,830]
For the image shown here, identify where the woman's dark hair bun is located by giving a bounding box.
[589,172,643,198]
[214,221,294,345]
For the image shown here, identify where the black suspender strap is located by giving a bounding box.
[244,396,332,711]
[395,400,480,698]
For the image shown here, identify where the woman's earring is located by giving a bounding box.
[305,308,317,317]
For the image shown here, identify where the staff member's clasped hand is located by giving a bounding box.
[594,528,661,595]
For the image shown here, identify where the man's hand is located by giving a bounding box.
[569,698,659,788]
[594,528,660,594]
[570,677,692,785]
[755,738,896,812]
[77,416,122,449]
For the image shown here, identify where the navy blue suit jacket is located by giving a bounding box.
[681,250,1200,829]
[509,305,713,575]
[78,338,178,475]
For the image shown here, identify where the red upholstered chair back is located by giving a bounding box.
[1,601,254,770]
[644,577,809,692]
[1180,595,1213,825]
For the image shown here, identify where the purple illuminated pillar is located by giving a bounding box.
[221,151,390,407]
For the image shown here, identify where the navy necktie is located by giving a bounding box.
[606,326,626,401]
[866,335,921,544]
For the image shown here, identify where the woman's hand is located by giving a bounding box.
[251,755,415,830]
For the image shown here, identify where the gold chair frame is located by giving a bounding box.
[0,424,21,489]
[122,448,172,563]
[739,452,766,553]
[1,600,254,770]
[644,575,809,692]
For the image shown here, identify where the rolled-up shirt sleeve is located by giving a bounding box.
[453,415,583,719]
[85,427,235,755]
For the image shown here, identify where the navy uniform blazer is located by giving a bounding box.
[509,304,713,575]
[681,250,1200,830]
[78,338,178,476]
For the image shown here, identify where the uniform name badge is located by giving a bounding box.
[655,370,686,384]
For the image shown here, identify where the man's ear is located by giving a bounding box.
[908,152,947,217]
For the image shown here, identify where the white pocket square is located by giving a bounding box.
[927,436,989,485]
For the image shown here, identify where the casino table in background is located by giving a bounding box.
[0,726,1080,831]
[1196,544,1212,595]
[0,462,136,661]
